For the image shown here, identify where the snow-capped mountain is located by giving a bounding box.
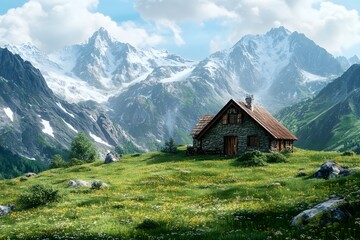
[6,28,195,103]
[0,48,130,162]
[188,27,343,112]
[3,27,347,151]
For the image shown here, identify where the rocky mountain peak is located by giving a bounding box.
[0,47,53,97]
[349,55,360,65]
[266,26,291,39]
[88,27,114,48]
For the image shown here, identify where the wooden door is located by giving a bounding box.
[224,136,238,156]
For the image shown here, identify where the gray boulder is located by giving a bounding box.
[104,152,119,164]
[314,160,351,179]
[68,180,108,189]
[25,172,37,177]
[68,180,92,188]
[291,198,351,227]
[0,204,15,216]
[91,180,108,189]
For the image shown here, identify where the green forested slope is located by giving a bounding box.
[277,64,360,152]
[0,146,46,179]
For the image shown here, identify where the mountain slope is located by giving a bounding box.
[277,64,360,152]
[4,27,345,151]
[6,28,195,103]
[190,27,343,112]
[0,48,127,162]
[109,27,344,148]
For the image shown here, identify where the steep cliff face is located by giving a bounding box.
[0,48,127,162]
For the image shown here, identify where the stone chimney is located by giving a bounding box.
[245,95,254,111]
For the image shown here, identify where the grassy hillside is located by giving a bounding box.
[0,148,360,239]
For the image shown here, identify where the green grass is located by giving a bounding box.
[0,148,360,239]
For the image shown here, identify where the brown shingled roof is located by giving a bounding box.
[193,99,297,140]
[191,115,215,137]
[234,100,297,140]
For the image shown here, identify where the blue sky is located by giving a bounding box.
[1,0,360,60]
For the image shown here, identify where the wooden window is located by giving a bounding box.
[247,135,259,147]
[222,114,228,124]
[229,112,237,124]
[223,108,242,125]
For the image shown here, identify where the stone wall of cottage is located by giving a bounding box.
[193,114,276,154]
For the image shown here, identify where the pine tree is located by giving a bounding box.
[69,132,98,162]
[161,138,177,153]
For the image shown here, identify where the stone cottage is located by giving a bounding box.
[191,97,297,156]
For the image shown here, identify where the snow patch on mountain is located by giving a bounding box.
[300,70,327,83]
[41,119,55,138]
[56,102,75,118]
[62,119,78,133]
[89,132,112,147]
[159,67,195,83]
[3,107,14,122]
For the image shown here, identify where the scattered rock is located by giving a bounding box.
[291,198,351,227]
[0,204,15,216]
[104,152,119,164]
[25,172,37,177]
[68,180,92,188]
[68,180,108,189]
[91,180,108,189]
[313,160,351,179]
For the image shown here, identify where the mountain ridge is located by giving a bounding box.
[277,64,360,152]
[2,26,348,151]
[0,48,132,162]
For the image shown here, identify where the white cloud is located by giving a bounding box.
[135,0,236,45]
[135,0,236,23]
[136,0,360,56]
[216,0,360,55]
[0,0,162,52]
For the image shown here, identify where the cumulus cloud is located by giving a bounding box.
[135,0,236,45]
[217,0,360,55]
[0,0,162,52]
[135,0,236,22]
[135,0,360,56]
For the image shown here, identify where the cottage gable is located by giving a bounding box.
[192,98,297,155]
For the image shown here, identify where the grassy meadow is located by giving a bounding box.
[0,147,360,239]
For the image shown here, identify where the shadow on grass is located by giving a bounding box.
[76,196,111,207]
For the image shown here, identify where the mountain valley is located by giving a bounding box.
[3,26,353,154]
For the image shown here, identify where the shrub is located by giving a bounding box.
[280,148,292,156]
[342,150,356,156]
[236,151,268,167]
[69,132,98,163]
[67,158,85,167]
[161,138,177,153]
[18,184,62,208]
[266,153,288,163]
[19,176,28,182]
[49,154,67,169]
